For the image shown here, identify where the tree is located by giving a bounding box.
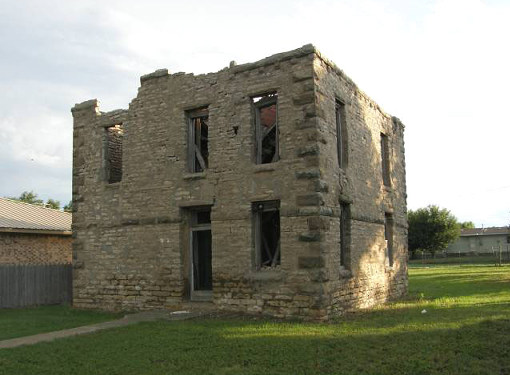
[408,205,461,258]
[63,200,73,212]
[45,199,61,210]
[9,191,63,210]
[10,191,43,205]
[460,221,475,229]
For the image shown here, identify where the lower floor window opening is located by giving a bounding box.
[190,208,212,293]
[253,200,281,269]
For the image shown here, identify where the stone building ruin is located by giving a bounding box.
[71,45,407,320]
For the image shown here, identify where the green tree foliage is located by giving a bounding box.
[10,191,43,205]
[460,221,475,229]
[63,201,73,212]
[45,199,61,210]
[9,191,63,210]
[408,205,461,258]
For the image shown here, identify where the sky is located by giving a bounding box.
[0,0,509,227]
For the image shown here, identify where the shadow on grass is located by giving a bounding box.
[1,266,509,375]
[0,316,509,375]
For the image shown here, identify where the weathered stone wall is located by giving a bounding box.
[72,45,407,319]
[311,53,408,317]
[0,233,71,264]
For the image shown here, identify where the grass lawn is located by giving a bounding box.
[0,305,122,341]
[1,266,509,375]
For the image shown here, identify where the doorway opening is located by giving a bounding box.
[189,208,212,301]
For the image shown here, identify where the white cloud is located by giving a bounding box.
[0,0,508,225]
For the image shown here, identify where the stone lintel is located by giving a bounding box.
[71,99,99,113]
[140,69,169,84]
[177,200,214,208]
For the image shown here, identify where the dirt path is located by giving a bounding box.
[0,310,197,349]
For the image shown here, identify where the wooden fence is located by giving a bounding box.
[0,264,72,308]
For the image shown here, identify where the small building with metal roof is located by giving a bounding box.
[0,198,72,264]
[446,227,510,255]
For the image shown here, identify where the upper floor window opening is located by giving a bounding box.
[105,124,123,184]
[253,93,278,164]
[380,133,391,187]
[336,100,348,169]
[187,107,209,173]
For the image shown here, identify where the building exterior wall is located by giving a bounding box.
[72,45,407,320]
[0,233,71,264]
[447,234,510,254]
[311,53,408,316]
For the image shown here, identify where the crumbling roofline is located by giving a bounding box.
[72,44,405,130]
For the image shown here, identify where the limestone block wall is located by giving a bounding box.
[72,45,407,320]
[0,233,71,264]
[311,53,408,317]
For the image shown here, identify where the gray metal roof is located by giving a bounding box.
[461,227,510,237]
[0,198,71,233]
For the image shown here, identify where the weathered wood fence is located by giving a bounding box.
[0,264,72,308]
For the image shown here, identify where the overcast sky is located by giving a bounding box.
[0,0,508,227]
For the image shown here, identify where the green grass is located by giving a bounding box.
[0,305,122,341]
[1,266,509,375]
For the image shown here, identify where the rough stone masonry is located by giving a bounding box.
[71,44,408,321]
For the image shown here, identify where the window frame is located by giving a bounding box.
[104,123,123,184]
[380,133,391,187]
[335,100,348,169]
[189,207,212,290]
[252,200,281,270]
[187,107,209,173]
[253,93,279,165]
[340,202,351,269]
[384,212,394,267]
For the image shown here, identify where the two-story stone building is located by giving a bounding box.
[71,44,407,320]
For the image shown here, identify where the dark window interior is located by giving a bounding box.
[192,229,212,290]
[253,201,280,268]
[191,208,212,291]
[381,133,391,187]
[188,108,209,172]
[340,202,351,268]
[385,213,394,267]
[105,124,123,184]
[253,93,278,164]
[336,100,347,169]
[195,210,211,225]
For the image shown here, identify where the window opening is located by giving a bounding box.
[340,202,351,268]
[188,108,209,173]
[253,200,280,269]
[336,100,347,169]
[384,213,394,267]
[253,93,278,164]
[190,208,212,291]
[105,124,123,184]
[381,133,391,187]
